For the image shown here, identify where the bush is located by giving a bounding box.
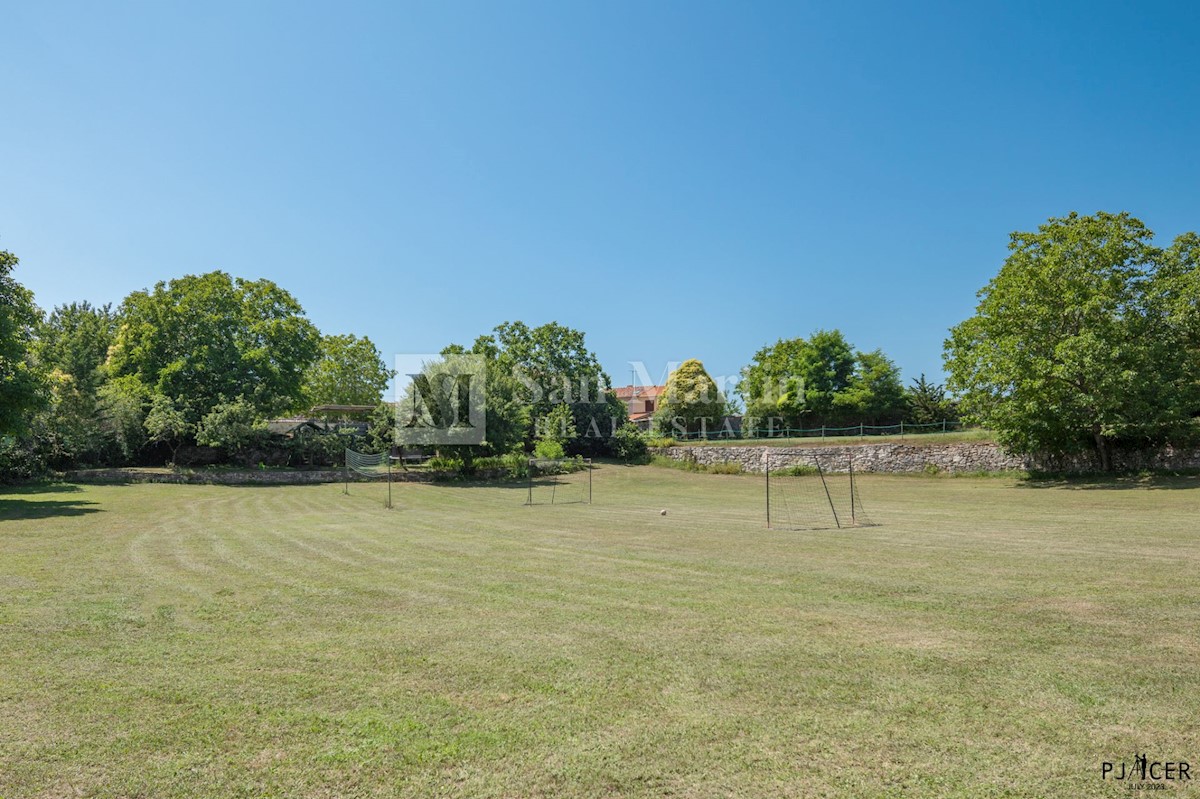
[645,436,676,448]
[502,451,530,478]
[0,435,47,482]
[534,439,566,460]
[611,422,649,464]
[426,455,465,473]
[650,454,743,475]
[285,432,344,467]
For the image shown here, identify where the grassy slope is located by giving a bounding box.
[1,467,1197,798]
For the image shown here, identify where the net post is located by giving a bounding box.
[764,448,771,529]
[526,458,533,506]
[849,454,856,527]
[587,459,593,504]
[343,448,349,495]
[387,454,393,509]
[815,455,841,529]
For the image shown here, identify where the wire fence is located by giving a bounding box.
[669,420,962,442]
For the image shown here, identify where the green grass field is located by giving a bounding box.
[2,466,1197,798]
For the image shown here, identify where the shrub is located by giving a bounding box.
[503,451,530,478]
[426,455,465,473]
[534,439,566,460]
[650,454,744,475]
[611,422,649,464]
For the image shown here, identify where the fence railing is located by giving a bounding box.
[668,420,962,441]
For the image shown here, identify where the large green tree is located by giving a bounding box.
[37,302,117,397]
[653,359,727,436]
[302,333,394,411]
[31,302,121,463]
[944,211,1200,470]
[0,248,45,436]
[490,321,611,413]
[477,321,617,450]
[738,330,906,431]
[110,271,321,423]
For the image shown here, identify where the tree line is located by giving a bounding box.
[0,268,393,477]
[4,208,1191,476]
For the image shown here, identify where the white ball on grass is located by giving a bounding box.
[660,509,668,516]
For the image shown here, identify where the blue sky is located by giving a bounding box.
[3,0,1198,396]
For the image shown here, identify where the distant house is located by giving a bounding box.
[264,418,327,439]
[613,385,666,431]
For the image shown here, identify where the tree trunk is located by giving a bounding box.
[1092,427,1113,472]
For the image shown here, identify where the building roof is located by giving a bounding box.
[310,404,377,414]
[613,385,666,400]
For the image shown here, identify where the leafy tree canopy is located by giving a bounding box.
[37,301,117,398]
[944,211,1200,469]
[0,247,46,436]
[489,321,610,410]
[738,330,906,430]
[654,358,726,435]
[109,271,320,423]
[302,333,394,411]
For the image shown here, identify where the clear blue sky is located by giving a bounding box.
[3,1,1198,396]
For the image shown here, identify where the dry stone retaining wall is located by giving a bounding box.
[652,443,1200,474]
[63,468,485,485]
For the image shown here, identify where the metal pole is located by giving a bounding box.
[343,449,349,495]
[849,455,856,527]
[764,449,771,529]
[815,456,841,529]
[387,455,393,509]
[588,459,592,504]
[527,459,533,506]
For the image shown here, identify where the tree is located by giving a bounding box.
[738,330,906,431]
[110,271,320,423]
[905,374,958,426]
[535,402,577,459]
[31,302,123,464]
[302,333,394,411]
[833,349,906,425]
[944,211,1199,470]
[96,376,149,460]
[144,394,193,464]
[0,247,45,436]
[37,302,117,398]
[195,397,268,456]
[653,359,726,436]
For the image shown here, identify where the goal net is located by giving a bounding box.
[525,458,592,506]
[765,451,874,530]
[344,448,394,508]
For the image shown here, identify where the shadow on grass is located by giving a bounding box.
[0,483,102,519]
[1019,471,1200,490]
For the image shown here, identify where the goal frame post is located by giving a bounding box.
[524,457,592,506]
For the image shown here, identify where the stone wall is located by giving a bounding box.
[651,442,1200,474]
[63,467,490,485]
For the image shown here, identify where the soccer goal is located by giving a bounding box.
[344,448,395,509]
[524,458,592,506]
[764,451,874,530]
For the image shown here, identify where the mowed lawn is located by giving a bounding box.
[1,466,1198,798]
